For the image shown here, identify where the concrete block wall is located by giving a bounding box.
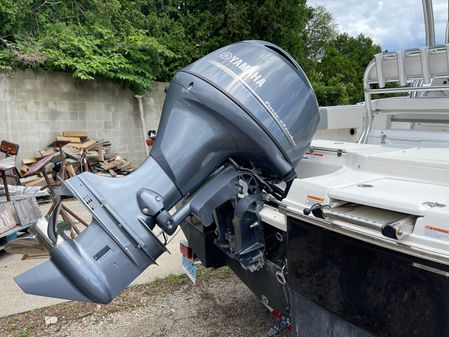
[0,70,165,165]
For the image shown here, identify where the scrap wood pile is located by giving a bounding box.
[20,131,136,187]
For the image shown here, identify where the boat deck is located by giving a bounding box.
[285,140,449,265]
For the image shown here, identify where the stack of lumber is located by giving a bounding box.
[20,131,136,185]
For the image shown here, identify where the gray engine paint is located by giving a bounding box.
[182,40,319,165]
[15,40,319,304]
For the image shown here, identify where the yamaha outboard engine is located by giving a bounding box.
[15,41,319,303]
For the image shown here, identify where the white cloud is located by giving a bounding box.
[309,0,448,51]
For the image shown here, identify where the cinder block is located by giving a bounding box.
[6,131,20,143]
[104,120,119,130]
[117,121,132,132]
[16,89,40,100]
[95,93,113,103]
[22,79,41,90]
[24,130,40,142]
[54,120,68,131]
[95,110,112,121]
[57,91,77,101]
[96,129,112,139]
[40,110,59,121]
[111,110,124,121]
[77,89,97,102]
[111,94,134,105]
[106,102,131,113]
[86,102,105,113]
[38,130,56,145]
[11,70,38,80]
[56,111,76,121]
[17,100,48,112]
[56,101,75,113]
[18,111,39,120]
[77,110,89,121]
[4,109,18,121]
[4,100,17,113]
[76,102,86,113]
[4,89,16,100]
[41,75,77,93]
[131,117,142,129]
[11,120,29,131]
[70,120,88,130]
[144,97,155,106]
[86,120,105,131]
[112,145,127,154]
[121,102,137,113]
[6,78,26,89]
[36,120,55,133]
[0,103,6,120]
[66,101,81,112]
[114,120,123,130]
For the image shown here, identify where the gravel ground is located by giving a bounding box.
[1,268,290,337]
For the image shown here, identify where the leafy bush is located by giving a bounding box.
[0,0,177,94]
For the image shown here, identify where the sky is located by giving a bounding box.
[309,0,448,51]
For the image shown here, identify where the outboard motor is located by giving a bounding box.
[15,40,319,303]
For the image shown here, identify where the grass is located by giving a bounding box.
[0,266,232,337]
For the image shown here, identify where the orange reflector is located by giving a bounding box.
[306,195,325,202]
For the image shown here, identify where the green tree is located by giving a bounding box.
[313,33,381,105]
[317,33,381,105]
[303,5,337,62]
[173,0,308,70]
[0,0,380,102]
[299,6,381,106]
